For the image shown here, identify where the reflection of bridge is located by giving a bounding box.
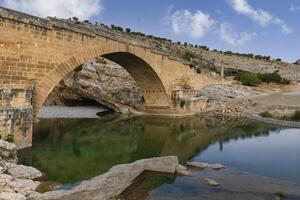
[0,7,220,148]
[19,116,271,184]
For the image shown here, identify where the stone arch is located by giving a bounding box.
[34,46,170,115]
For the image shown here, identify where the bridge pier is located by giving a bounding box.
[0,87,33,149]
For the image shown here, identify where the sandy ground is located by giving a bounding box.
[250,84,300,108]
[37,106,109,118]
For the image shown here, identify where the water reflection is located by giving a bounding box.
[18,116,279,184]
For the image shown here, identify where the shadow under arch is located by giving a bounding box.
[34,51,170,115]
[102,52,169,107]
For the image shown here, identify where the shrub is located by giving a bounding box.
[240,72,261,86]
[260,111,272,118]
[125,28,131,33]
[182,52,196,61]
[292,110,300,121]
[5,135,14,143]
[257,72,282,83]
[257,72,290,84]
[179,99,186,108]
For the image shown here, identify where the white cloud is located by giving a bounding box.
[168,9,215,39]
[274,18,293,34]
[228,0,293,34]
[2,0,103,20]
[218,22,256,46]
[290,4,300,12]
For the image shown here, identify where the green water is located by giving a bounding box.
[18,115,300,191]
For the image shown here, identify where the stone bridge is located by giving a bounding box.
[0,7,219,148]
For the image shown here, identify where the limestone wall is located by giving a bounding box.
[0,87,33,149]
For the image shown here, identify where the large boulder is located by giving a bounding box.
[0,140,17,163]
[6,163,43,180]
[44,59,144,113]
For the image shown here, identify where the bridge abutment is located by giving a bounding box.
[0,87,33,149]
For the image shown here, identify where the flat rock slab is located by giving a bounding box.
[208,163,225,170]
[203,177,219,187]
[176,164,190,176]
[187,162,208,169]
[29,156,179,200]
[187,162,225,170]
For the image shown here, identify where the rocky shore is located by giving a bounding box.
[0,140,43,200]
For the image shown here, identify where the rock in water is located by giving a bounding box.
[176,164,190,176]
[187,161,208,169]
[208,163,225,170]
[203,178,219,187]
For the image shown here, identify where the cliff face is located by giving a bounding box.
[44,59,144,113]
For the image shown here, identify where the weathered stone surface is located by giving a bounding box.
[0,140,17,163]
[187,161,208,169]
[197,84,251,102]
[16,179,40,191]
[0,192,26,200]
[0,173,35,196]
[44,60,144,113]
[6,163,43,180]
[29,156,179,200]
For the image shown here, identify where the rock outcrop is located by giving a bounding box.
[0,140,43,200]
[0,140,17,163]
[44,59,144,113]
[294,59,300,65]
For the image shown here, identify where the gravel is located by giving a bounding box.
[37,106,109,118]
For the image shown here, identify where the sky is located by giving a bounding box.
[0,0,299,63]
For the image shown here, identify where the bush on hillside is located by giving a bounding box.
[182,52,196,61]
[257,72,282,83]
[240,72,261,86]
[125,28,131,33]
[260,111,272,118]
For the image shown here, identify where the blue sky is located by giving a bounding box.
[1,0,299,62]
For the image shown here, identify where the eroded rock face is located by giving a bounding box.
[0,140,17,164]
[6,163,43,180]
[44,59,144,113]
[0,140,42,198]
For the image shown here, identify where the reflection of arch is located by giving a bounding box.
[34,47,169,115]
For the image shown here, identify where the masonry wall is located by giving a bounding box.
[0,87,33,149]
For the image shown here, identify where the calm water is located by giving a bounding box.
[18,116,300,194]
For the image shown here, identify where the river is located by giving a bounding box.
[17,114,300,199]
